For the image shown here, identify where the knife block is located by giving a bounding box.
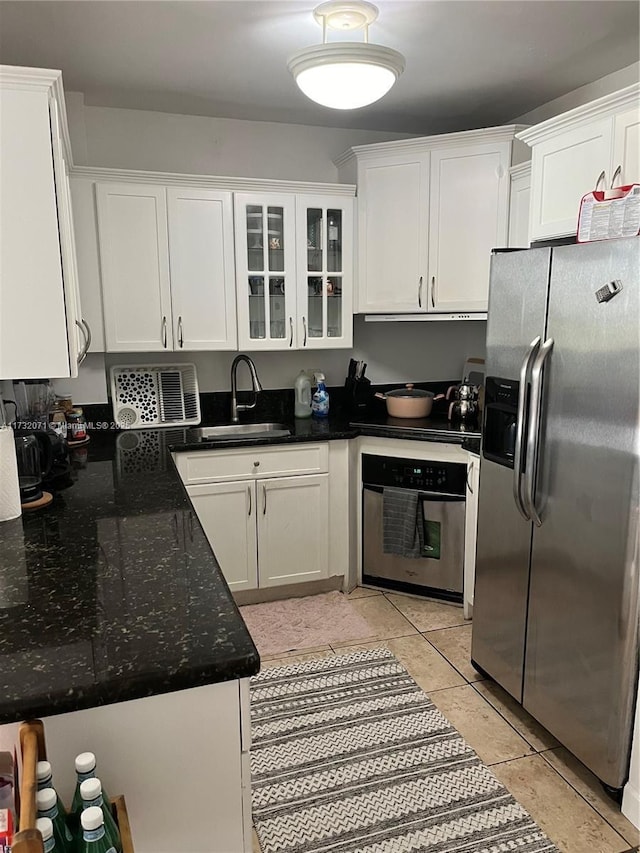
[344,376,373,414]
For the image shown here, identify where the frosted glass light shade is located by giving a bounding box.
[288,43,405,110]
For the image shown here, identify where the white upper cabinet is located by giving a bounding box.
[518,83,640,242]
[69,176,107,352]
[95,181,237,352]
[508,163,532,248]
[167,188,237,351]
[0,66,83,379]
[613,107,640,188]
[428,141,510,312]
[295,194,353,349]
[355,152,430,313]
[234,193,298,350]
[235,191,354,350]
[337,126,520,316]
[97,183,172,352]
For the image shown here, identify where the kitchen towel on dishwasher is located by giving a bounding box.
[382,487,425,558]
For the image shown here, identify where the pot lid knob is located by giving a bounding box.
[405,383,414,389]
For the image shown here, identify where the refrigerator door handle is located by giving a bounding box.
[524,337,554,527]
[513,336,541,520]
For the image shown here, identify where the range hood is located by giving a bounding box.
[364,312,487,322]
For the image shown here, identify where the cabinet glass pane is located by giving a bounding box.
[307,277,323,338]
[267,207,284,272]
[269,278,286,339]
[246,205,264,271]
[328,276,342,338]
[327,209,342,273]
[249,276,265,339]
[307,208,323,272]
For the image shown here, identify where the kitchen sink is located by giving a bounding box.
[192,422,291,441]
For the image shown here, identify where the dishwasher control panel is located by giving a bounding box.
[362,454,466,495]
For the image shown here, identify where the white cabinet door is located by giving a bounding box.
[357,153,430,313]
[508,164,532,248]
[295,194,354,349]
[528,117,613,241]
[0,78,70,379]
[69,178,106,352]
[428,142,510,312]
[187,481,258,592]
[613,107,640,187]
[167,188,237,351]
[257,474,329,587]
[235,193,297,350]
[96,183,173,352]
[49,95,83,376]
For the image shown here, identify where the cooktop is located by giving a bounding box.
[349,414,481,441]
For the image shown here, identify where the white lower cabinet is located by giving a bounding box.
[186,481,258,591]
[180,445,330,592]
[257,475,329,587]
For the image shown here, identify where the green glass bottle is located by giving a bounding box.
[79,807,117,853]
[69,753,110,837]
[36,760,68,820]
[80,778,121,853]
[36,817,60,853]
[36,788,73,853]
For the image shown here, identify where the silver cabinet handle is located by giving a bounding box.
[594,170,606,192]
[418,276,423,308]
[430,276,436,308]
[611,165,622,188]
[303,316,307,347]
[178,316,184,348]
[162,316,168,348]
[75,319,92,365]
[262,484,267,515]
[466,462,474,495]
[247,485,252,517]
[524,337,554,527]
[289,316,293,348]
[513,337,541,521]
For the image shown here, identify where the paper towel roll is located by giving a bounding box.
[0,427,21,522]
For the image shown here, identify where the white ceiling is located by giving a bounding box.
[0,0,638,134]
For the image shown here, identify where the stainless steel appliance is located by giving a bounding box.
[362,454,466,602]
[472,237,639,792]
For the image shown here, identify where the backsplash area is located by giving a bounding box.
[32,316,487,406]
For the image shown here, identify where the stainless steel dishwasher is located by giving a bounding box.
[361,453,466,603]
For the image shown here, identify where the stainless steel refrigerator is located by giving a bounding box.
[472,236,639,791]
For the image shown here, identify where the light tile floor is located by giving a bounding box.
[252,588,640,853]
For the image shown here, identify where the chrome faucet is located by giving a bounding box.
[230,354,263,423]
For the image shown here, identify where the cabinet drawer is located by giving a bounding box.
[176,442,329,484]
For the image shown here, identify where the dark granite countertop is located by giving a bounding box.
[0,410,479,724]
[0,430,261,724]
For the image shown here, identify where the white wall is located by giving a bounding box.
[511,61,639,125]
[70,93,414,182]
[97,316,486,398]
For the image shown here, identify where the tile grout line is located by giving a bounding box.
[419,628,485,685]
[488,751,632,850]
[537,748,639,848]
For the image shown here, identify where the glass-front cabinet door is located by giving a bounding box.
[296,195,353,349]
[235,193,297,350]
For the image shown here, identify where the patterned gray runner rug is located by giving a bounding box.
[250,647,559,853]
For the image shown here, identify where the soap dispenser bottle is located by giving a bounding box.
[294,370,312,419]
[311,372,330,419]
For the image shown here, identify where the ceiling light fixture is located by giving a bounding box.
[288,1,405,110]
